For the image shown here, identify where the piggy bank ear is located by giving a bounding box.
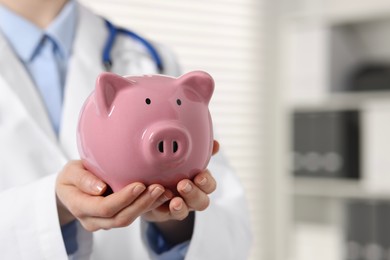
[95,72,133,116]
[177,71,214,104]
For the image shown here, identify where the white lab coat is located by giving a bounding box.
[0,3,252,260]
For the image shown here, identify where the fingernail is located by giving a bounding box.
[133,185,146,196]
[198,177,207,186]
[173,201,183,211]
[95,182,106,193]
[151,187,164,198]
[159,193,171,203]
[182,182,192,194]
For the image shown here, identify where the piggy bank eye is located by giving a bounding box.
[176,99,182,106]
[145,98,151,105]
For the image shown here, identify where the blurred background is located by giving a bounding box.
[81,0,390,259]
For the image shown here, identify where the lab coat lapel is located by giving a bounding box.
[0,32,57,142]
[59,4,107,159]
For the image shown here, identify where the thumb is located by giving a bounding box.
[64,161,107,195]
[78,168,107,195]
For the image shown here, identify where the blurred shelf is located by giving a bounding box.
[281,1,390,26]
[289,90,390,112]
[293,177,390,200]
[326,1,390,26]
[329,90,390,103]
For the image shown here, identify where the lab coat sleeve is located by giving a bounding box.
[0,174,92,260]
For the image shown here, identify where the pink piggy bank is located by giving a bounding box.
[77,71,214,192]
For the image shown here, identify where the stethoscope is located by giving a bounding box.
[102,20,164,74]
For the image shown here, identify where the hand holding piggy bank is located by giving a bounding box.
[77,71,214,192]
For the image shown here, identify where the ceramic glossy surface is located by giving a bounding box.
[77,71,214,191]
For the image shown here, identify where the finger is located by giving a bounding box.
[177,180,210,211]
[212,140,220,155]
[193,169,217,194]
[81,185,167,230]
[150,189,174,209]
[61,160,107,195]
[168,197,190,221]
[141,189,174,222]
[63,182,146,219]
[142,202,172,223]
[113,184,166,216]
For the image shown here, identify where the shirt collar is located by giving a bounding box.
[0,1,76,62]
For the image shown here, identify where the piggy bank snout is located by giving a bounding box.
[143,124,191,167]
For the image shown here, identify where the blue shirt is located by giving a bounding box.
[0,2,189,259]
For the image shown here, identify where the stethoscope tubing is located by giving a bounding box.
[103,19,164,73]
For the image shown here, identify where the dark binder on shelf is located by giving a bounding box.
[292,110,360,179]
[345,200,377,260]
